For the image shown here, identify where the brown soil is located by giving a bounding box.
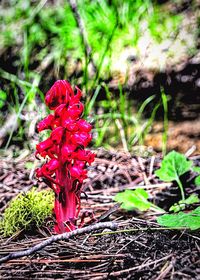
[0,149,200,279]
[145,119,200,154]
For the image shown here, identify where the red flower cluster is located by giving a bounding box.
[36,80,95,233]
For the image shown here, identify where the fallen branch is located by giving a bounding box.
[0,221,118,264]
[97,203,121,222]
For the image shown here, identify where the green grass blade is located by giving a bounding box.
[84,85,101,117]
[5,75,40,149]
[161,87,169,156]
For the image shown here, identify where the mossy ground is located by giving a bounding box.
[0,188,54,237]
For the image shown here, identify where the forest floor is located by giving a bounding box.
[0,148,199,279]
[0,1,200,278]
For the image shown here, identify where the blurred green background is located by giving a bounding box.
[0,0,199,155]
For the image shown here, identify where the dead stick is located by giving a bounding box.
[0,222,118,264]
[97,203,121,222]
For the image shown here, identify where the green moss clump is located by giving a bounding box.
[0,188,54,237]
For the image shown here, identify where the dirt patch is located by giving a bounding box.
[145,119,200,154]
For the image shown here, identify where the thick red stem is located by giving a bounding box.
[54,190,77,232]
[54,166,77,232]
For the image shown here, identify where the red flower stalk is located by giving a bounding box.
[36,80,95,233]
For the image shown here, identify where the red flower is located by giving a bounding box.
[77,119,92,132]
[36,138,53,155]
[50,127,64,144]
[69,165,87,183]
[45,80,74,110]
[71,132,92,147]
[74,150,96,165]
[63,119,78,131]
[36,80,95,233]
[61,144,76,163]
[37,114,54,132]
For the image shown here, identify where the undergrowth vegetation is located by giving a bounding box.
[86,83,170,152]
[115,150,200,230]
[1,0,198,151]
[1,0,182,83]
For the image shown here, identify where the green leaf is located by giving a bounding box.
[157,207,200,230]
[155,151,192,182]
[195,176,200,186]
[192,166,200,186]
[182,194,200,205]
[114,189,152,211]
[0,90,7,109]
[192,166,200,174]
[169,194,200,213]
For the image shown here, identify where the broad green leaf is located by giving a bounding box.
[195,176,200,186]
[114,189,152,211]
[155,151,192,182]
[169,194,200,212]
[157,207,200,230]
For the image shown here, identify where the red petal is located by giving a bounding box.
[50,127,64,144]
[45,80,74,110]
[63,119,78,131]
[37,114,54,132]
[71,132,92,147]
[36,138,53,154]
[61,144,76,163]
[75,150,95,164]
[67,103,84,120]
[77,119,92,132]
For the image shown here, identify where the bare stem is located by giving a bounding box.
[176,177,185,201]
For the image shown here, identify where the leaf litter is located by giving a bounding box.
[0,148,200,279]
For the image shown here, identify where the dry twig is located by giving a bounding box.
[0,222,118,264]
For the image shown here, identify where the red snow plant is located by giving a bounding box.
[36,80,95,233]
